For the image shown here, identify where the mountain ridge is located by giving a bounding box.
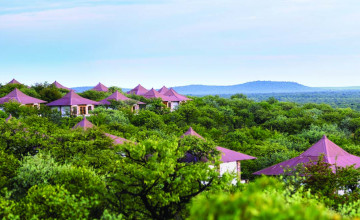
[71,81,360,95]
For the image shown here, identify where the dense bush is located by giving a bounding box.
[189,177,338,220]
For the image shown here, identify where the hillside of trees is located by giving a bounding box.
[1,82,360,218]
[173,81,319,95]
[223,90,360,111]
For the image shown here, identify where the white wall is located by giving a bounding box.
[219,161,239,185]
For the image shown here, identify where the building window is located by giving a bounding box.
[79,106,86,115]
[88,106,92,112]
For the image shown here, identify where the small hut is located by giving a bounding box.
[72,117,94,130]
[6,79,22,85]
[127,84,149,96]
[73,117,131,145]
[158,86,169,94]
[99,91,145,111]
[164,88,192,110]
[52,81,71,91]
[142,88,176,109]
[253,135,360,175]
[92,82,109,92]
[0,88,46,108]
[47,90,99,116]
[181,127,256,181]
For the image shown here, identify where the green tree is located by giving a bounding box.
[21,185,92,219]
[107,137,225,219]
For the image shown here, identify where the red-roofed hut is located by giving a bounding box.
[7,79,22,85]
[47,90,99,116]
[142,88,176,109]
[99,91,146,111]
[158,86,169,94]
[164,88,192,110]
[181,127,256,181]
[73,117,131,145]
[72,117,94,130]
[52,81,71,91]
[105,133,131,145]
[127,84,149,96]
[253,135,360,175]
[92,82,109,92]
[0,88,46,108]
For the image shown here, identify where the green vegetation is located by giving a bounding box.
[245,90,360,111]
[2,82,360,219]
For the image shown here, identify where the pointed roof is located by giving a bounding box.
[99,91,145,105]
[142,88,174,102]
[92,82,109,92]
[7,79,22,85]
[180,127,256,162]
[181,127,205,139]
[47,90,99,106]
[253,136,360,175]
[0,88,46,105]
[105,133,131,145]
[72,117,131,145]
[158,86,169,94]
[72,117,94,130]
[164,88,192,102]
[52,81,71,91]
[127,84,149,95]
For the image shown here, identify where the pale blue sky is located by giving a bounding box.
[1,0,359,88]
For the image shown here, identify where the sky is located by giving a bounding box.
[0,0,359,88]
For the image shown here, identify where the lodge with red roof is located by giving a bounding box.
[92,82,109,92]
[0,88,46,108]
[47,90,99,116]
[142,88,176,109]
[1,79,192,114]
[7,79,22,85]
[128,84,192,111]
[73,117,131,145]
[99,91,146,111]
[181,127,256,182]
[253,135,360,175]
[158,86,170,94]
[127,84,149,96]
[52,81,71,91]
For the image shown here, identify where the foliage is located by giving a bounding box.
[2,85,360,218]
[13,152,107,218]
[107,137,224,219]
[189,176,337,220]
[20,185,92,219]
[89,107,129,126]
[2,101,39,118]
[0,149,19,188]
[78,90,111,101]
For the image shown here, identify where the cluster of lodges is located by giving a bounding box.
[0,79,191,116]
[127,84,191,111]
[3,79,360,180]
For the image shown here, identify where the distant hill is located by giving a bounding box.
[172,81,321,95]
[71,87,93,93]
[71,81,360,95]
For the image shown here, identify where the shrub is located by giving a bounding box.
[189,177,338,220]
